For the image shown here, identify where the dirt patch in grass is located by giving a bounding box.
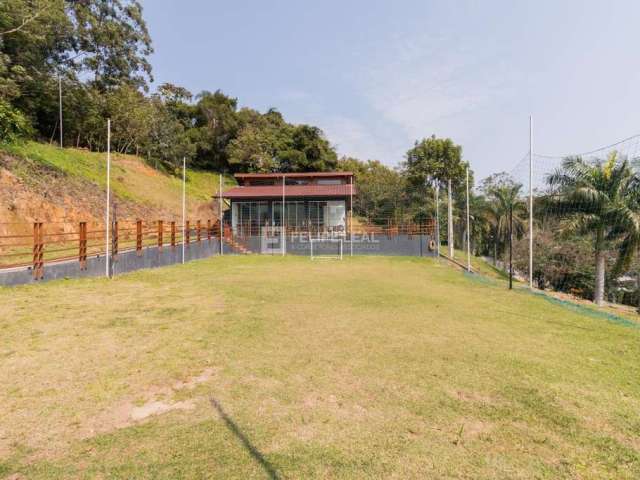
[83,367,218,439]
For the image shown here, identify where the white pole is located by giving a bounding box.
[529,115,534,289]
[350,174,354,256]
[58,75,63,148]
[435,182,440,260]
[466,167,471,272]
[105,119,111,277]
[447,178,453,258]
[282,175,286,256]
[219,173,223,256]
[182,157,186,264]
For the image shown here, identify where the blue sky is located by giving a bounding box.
[141,0,640,179]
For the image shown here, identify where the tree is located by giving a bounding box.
[405,135,468,188]
[226,123,277,172]
[483,179,527,268]
[404,136,470,252]
[191,90,240,170]
[1,0,153,142]
[143,95,195,171]
[513,225,597,297]
[0,98,31,142]
[547,152,640,305]
[274,125,337,172]
[104,85,152,153]
[338,157,405,224]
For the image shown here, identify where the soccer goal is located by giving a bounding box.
[310,238,343,260]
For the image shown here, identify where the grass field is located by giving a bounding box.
[1,256,639,479]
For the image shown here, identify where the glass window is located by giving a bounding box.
[308,201,325,231]
[234,201,268,235]
[325,201,346,228]
[317,178,343,185]
[285,178,309,185]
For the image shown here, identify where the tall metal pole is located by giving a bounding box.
[466,167,471,272]
[529,115,534,289]
[509,203,513,290]
[447,178,453,258]
[105,119,111,277]
[182,157,186,264]
[435,182,440,260]
[219,173,223,256]
[350,174,354,256]
[282,175,286,256]
[58,74,63,148]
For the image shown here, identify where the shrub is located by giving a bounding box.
[0,100,31,143]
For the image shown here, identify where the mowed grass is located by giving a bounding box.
[1,256,639,479]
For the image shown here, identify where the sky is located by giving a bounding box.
[140,0,640,180]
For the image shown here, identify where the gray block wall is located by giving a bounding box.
[0,234,438,287]
[0,239,221,287]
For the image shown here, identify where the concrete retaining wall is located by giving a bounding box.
[0,239,222,287]
[0,233,437,287]
[233,233,438,257]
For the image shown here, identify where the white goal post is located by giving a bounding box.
[310,238,343,260]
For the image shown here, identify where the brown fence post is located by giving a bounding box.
[79,222,87,270]
[32,222,44,280]
[171,221,176,248]
[112,220,119,261]
[157,220,163,251]
[197,220,201,243]
[185,220,190,246]
[136,220,142,256]
[207,219,212,242]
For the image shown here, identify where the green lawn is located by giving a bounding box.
[1,256,639,479]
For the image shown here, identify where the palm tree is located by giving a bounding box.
[547,152,640,305]
[485,183,527,268]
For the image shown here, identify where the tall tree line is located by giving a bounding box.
[0,1,339,174]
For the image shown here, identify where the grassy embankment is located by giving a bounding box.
[0,142,235,265]
[1,141,233,216]
[1,255,639,479]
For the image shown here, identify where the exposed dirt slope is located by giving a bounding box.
[0,142,231,237]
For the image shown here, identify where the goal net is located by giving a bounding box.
[310,238,343,260]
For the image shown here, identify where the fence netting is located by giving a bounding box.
[503,133,640,307]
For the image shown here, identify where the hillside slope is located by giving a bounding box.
[0,142,233,232]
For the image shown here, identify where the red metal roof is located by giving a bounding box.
[221,184,356,199]
[234,171,353,179]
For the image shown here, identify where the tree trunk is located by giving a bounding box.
[594,229,606,306]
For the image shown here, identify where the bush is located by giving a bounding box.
[0,100,31,143]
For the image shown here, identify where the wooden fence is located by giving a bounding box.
[0,219,221,279]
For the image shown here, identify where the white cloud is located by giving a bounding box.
[320,115,394,162]
[358,33,515,143]
[276,89,401,163]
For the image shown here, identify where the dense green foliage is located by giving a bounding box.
[0,98,30,141]
[0,1,339,174]
[545,153,640,305]
[477,155,640,308]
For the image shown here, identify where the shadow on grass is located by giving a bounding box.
[209,397,280,480]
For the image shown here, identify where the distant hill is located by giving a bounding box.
[0,142,233,234]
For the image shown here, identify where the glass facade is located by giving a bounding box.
[232,200,347,235]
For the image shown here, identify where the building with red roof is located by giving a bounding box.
[220,172,355,236]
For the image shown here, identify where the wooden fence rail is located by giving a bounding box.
[0,218,219,276]
[1,219,435,277]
